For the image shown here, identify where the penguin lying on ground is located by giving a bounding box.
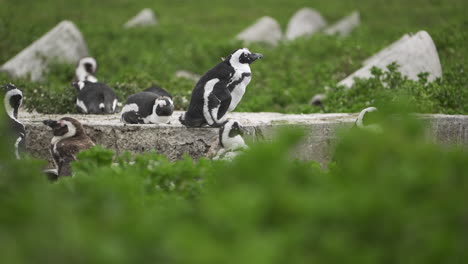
[74,57,98,83]
[354,107,382,133]
[180,48,263,127]
[73,81,118,114]
[43,117,95,179]
[121,85,174,124]
[1,83,26,159]
[213,119,248,160]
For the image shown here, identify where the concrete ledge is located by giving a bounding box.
[20,112,468,165]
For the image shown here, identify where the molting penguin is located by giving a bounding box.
[43,117,95,178]
[73,81,118,114]
[213,119,248,160]
[180,48,263,127]
[74,57,98,82]
[121,85,174,124]
[354,107,382,133]
[1,83,26,159]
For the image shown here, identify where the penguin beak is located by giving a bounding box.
[249,53,263,63]
[43,119,60,129]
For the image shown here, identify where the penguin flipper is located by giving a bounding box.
[121,111,142,124]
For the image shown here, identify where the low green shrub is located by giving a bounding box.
[1,107,467,263]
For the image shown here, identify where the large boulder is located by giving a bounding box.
[324,11,360,37]
[285,8,327,40]
[338,31,442,89]
[124,8,158,28]
[236,16,283,45]
[0,21,89,81]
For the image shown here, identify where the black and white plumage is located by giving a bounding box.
[354,107,382,133]
[73,81,118,114]
[180,48,263,127]
[213,119,248,160]
[43,117,95,178]
[121,85,174,124]
[74,57,98,83]
[1,83,26,159]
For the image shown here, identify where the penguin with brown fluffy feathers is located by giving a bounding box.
[43,117,95,179]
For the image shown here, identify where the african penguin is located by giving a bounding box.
[180,48,263,127]
[1,83,26,159]
[121,85,174,124]
[213,119,248,160]
[354,107,382,133]
[43,117,95,177]
[74,57,98,83]
[73,81,118,114]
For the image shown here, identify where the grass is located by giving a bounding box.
[0,0,467,114]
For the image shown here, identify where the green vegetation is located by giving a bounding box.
[1,105,467,263]
[1,0,467,114]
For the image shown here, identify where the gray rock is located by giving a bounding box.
[236,16,283,45]
[363,34,410,66]
[21,112,468,166]
[285,8,327,40]
[338,31,442,89]
[124,8,158,28]
[324,11,360,37]
[0,21,89,81]
[175,70,200,82]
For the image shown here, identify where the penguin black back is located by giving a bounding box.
[74,81,118,114]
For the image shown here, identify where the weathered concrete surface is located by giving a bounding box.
[339,31,442,88]
[20,112,468,166]
[124,8,158,28]
[285,8,327,40]
[236,16,283,45]
[1,21,88,81]
[324,11,360,37]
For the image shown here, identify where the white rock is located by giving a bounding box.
[285,8,327,40]
[124,8,158,28]
[0,21,88,81]
[175,70,200,82]
[363,34,410,66]
[338,31,442,89]
[236,16,283,45]
[324,11,360,37]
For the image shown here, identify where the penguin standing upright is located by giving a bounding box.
[121,85,174,124]
[74,57,98,83]
[213,119,248,160]
[73,81,118,114]
[43,117,95,178]
[180,48,263,127]
[1,83,26,159]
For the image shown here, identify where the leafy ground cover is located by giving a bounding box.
[0,0,467,114]
[1,104,467,263]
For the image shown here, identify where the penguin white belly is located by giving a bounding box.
[228,75,251,112]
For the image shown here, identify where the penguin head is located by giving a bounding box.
[219,119,246,149]
[355,107,378,128]
[226,48,263,66]
[77,57,97,74]
[154,96,174,117]
[355,107,382,133]
[75,57,98,82]
[1,83,23,119]
[43,117,85,138]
